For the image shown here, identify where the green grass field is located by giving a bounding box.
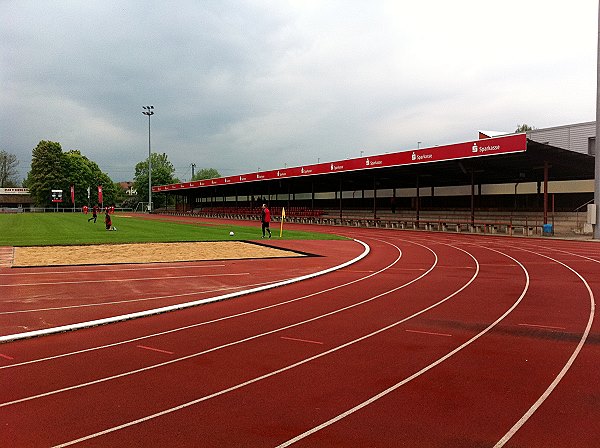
[0,213,345,246]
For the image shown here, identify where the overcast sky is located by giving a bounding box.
[1,1,597,183]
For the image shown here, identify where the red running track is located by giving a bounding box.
[0,218,598,447]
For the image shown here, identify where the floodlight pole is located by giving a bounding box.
[142,106,154,212]
[595,4,600,238]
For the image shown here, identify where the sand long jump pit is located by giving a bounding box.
[12,241,304,267]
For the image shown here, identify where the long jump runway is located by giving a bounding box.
[0,222,598,447]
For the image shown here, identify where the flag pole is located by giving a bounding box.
[280,207,286,238]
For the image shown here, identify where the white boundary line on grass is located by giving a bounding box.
[0,239,369,344]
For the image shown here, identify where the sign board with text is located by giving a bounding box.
[0,188,30,195]
[51,189,63,203]
[154,133,527,193]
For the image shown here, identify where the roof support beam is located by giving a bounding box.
[339,176,343,219]
[544,161,549,225]
[595,0,600,238]
[373,175,377,220]
[471,170,475,226]
[416,175,420,222]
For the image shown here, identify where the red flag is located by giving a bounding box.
[70,185,75,204]
[98,185,103,204]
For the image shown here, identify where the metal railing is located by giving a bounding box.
[574,198,594,212]
[574,199,595,231]
[159,209,555,236]
[1,207,134,213]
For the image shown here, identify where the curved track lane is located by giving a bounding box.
[0,220,598,447]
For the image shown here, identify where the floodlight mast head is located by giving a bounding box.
[142,105,154,116]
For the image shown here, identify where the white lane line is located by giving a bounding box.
[494,249,595,447]
[0,264,227,276]
[0,239,369,344]
[517,323,566,331]
[0,247,13,268]
[0,272,249,288]
[50,242,483,448]
[405,329,452,337]
[521,243,600,266]
[1,242,382,370]
[0,240,405,405]
[0,280,279,315]
[281,337,324,345]
[276,245,527,448]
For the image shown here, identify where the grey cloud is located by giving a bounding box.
[1,1,596,183]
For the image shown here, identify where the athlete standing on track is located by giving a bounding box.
[261,203,272,238]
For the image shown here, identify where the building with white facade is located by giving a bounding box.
[527,121,595,156]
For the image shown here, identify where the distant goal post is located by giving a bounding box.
[135,202,154,213]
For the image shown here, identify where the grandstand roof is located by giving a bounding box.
[154,134,595,197]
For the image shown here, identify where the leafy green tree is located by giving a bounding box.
[28,141,66,206]
[43,150,118,208]
[0,150,20,187]
[192,168,221,181]
[113,181,128,206]
[63,150,95,207]
[120,195,140,211]
[515,124,535,133]
[95,171,118,207]
[133,152,179,209]
[26,141,118,208]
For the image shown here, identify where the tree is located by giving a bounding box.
[0,150,20,187]
[192,168,221,181]
[63,150,119,207]
[63,150,94,207]
[515,124,535,133]
[113,181,128,206]
[26,141,118,207]
[133,152,179,209]
[28,141,66,206]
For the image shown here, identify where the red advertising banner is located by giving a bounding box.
[70,185,75,204]
[98,185,103,204]
[153,133,527,192]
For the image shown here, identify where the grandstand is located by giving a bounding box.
[155,132,596,236]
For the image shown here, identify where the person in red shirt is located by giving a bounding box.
[105,209,116,231]
[260,203,272,238]
[88,204,99,223]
